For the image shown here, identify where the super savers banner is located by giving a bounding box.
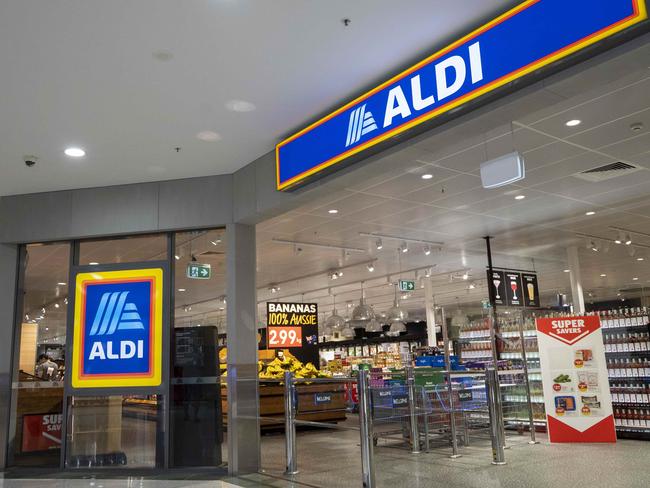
[276,0,647,190]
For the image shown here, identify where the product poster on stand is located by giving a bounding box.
[536,315,616,443]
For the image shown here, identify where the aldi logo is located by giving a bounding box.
[71,268,163,389]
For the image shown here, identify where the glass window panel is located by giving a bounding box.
[171,229,226,467]
[79,234,167,265]
[8,242,69,467]
[65,395,160,468]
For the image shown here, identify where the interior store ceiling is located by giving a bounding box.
[0,0,506,196]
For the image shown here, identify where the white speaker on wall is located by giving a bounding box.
[480,151,525,189]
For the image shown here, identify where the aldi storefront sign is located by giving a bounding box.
[276,0,647,190]
[71,268,164,388]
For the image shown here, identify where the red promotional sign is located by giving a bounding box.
[535,315,615,443]
[21,413,62,452]
[536,315,601,345]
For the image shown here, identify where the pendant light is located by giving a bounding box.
[366,317,383,333]
[341,302,356,339]
[387,283,408,333]
[351,281,375,329]
[319,312,332,341]
[325,295,346,341]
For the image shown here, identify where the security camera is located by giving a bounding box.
[24,155,38,167]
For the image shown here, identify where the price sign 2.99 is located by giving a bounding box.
[268,326,302,348]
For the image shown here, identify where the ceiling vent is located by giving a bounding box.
[573,161,642,182]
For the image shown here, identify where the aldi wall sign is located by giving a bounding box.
[536,315,616,442]
[71,268,164,389]
[276,0,647,190]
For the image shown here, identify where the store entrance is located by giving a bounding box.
[253,37,650,486]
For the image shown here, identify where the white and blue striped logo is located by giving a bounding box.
[89,291,145,336]
[345,104,378,147]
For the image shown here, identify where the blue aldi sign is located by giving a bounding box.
[71,268,164,389]
[276,0,647,190]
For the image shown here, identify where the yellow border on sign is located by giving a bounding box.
[71,268,164,389]
[275,0,647,191]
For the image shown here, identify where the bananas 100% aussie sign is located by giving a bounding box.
[267,302,319,365]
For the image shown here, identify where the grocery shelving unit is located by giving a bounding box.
[600,308,650,439]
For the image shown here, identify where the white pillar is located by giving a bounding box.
[423,277,437,347]
[567,246,585,314]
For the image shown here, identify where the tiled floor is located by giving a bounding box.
[4,420,650,488]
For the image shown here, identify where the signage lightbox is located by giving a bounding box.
[276,0,647,190]
[536,315,616,443]
[71,268,164,389]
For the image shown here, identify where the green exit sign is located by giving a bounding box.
[186,263,211,280]
[398,279,415,292]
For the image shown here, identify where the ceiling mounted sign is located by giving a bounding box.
[276,0,647,191]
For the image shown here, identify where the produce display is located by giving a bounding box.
[259,356,331,380]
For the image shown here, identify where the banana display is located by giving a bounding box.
[258,356,332,380]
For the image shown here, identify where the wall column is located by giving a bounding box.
[0,244,19,470]
[567,246,586,314]
[226,223,260,475]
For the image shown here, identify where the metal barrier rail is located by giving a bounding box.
[278,365,529,486]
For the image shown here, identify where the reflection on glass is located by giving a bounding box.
[9,242,69,467]
[79,234,168,265]
[65,395,159,468]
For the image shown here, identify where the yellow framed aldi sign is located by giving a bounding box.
[71,268,164,389]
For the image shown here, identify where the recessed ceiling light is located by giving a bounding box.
[600,274,606,277]
[637,257,645,261]
[196,131,221,142]
[515,195,526,200]
[64,147,86,157]
[585,211,596,216]
[57,282,67,286]
[88,262,99,265]
[633,277,639,281]
[563,269,570,273]
[565,119,582,127]
[421,173,433,180]
[54,303,60,308]
[328,209,339,214]
[225,99,256,112]
[178,288,186,292]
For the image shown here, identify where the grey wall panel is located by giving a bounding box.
[157,175,232,231]
[69,183,159,238]
[0,243,18,469]
[232,161,256,224]
[0,191,73,243]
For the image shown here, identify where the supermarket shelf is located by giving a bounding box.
[605,349,650,355]
[615,425,650,431]
[603,324,650,332]
[613,402,650,407]
[608,376,650,380]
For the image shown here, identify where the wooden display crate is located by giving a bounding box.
[221,381,347,429]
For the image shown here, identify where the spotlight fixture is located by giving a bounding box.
[210,239,221,246]
[614,234,622,245]
[57,282,67,286]
[468,282,476,289]
[424,267,432,278]
[328,209,339,214]
[269,285,280,293]
[178,288,186,292]
[600,274,607,277]
[400,242,409,253]
[515,195,526,200]
[367,263,375,272]
[375,238,383,250]
[54,303,60,308]
[564,269,570,273]
[423,245,431,256]
[585,211,596,216]
[625,233,632,245]
[637,257,645,261]
[338,270,344,277]
[64,298,68,304]
[462,272,469,281]
[633,277,639,281]
[590,240,599,252]
[174,255,180,260]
